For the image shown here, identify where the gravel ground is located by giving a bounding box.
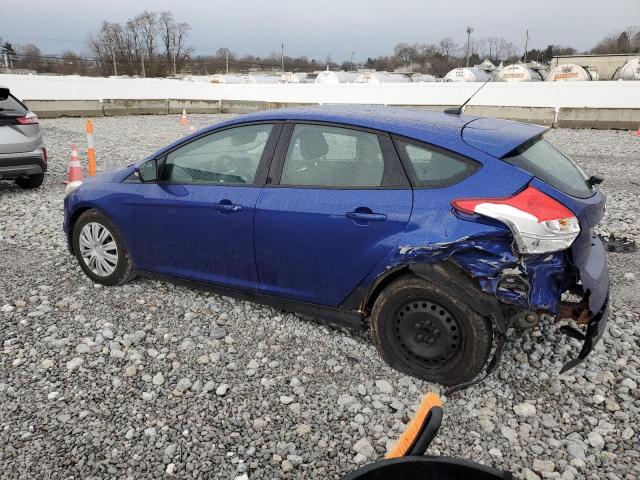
[1,114,639,480]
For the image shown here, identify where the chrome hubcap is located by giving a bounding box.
[79,222,118,277]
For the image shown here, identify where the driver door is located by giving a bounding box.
[132,123,279,291]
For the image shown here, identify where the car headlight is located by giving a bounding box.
[64,180,83,198]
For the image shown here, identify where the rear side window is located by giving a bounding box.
[281,125,384,187]
[0,94,27,114]
[395,140,478,186]
[504,137,593,198]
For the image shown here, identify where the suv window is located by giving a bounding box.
[396,140,477,186]
[162,124,272,184]
[504,137,593,198]
[0,94,27,115]
[280,125,384,187]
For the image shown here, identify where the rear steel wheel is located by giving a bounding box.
[370,274,492,386]
[394,300,463,368]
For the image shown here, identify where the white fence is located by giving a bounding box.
[3,74,640,109]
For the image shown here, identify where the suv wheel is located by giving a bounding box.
[370,275,492,386]
[15,173,44,189]
[72,209,135,286]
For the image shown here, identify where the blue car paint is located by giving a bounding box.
[461,116,547,157]
[130,184,262,291]
[254,187,412,306]
[63,105,608,320]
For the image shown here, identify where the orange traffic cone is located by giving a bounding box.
[67,144,84,184]
[180,109,189,126]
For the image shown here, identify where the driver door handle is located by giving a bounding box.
[345,211,387,222]
[214,202,242,213]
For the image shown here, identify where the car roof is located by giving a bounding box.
[227,105,546,158]
[156,105,546,159]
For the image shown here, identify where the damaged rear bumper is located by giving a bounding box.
[558,233,610,372]
[559,293,610,373]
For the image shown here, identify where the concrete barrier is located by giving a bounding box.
[102,99,169,116]
[465,105,556,126]
[221,100,269,114]
[169,99,221,114]
[557,108,640,130]
[24,99,104,118]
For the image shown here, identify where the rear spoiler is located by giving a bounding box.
[0,87,9,100]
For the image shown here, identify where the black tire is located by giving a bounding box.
[370,274,492,386]
[72,209,135,286]
[15,173,44,189]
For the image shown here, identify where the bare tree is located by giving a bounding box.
[438,38,458,59]
[159,12,193,76]
[17,44,43,71]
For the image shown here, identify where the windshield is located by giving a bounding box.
[503,136,593,198]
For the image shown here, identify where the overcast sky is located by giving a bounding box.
[3,0,639,61]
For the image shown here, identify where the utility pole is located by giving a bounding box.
[140,48,146,78]
[225,49,229,74]
[111,47,117,76]
[172,51,177,77]
[524,29,530,63]
[465,26,473,67]
[281,43,284,71]
[350,51,354,71]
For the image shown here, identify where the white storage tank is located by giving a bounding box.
[498,64,547,82]
[443,67,493,82]
[279,72,300,83]
[315,71,359,84]
[411,74,436,82]
[613,58,640,80]
[240,74,280,84]
[354,72,411,83]
[546,64,599,81]
[209,74,243,84]
[279,72,310,83]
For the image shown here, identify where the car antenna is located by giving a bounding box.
[444,77,492,115]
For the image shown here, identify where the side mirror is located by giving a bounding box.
[0,87,9,101]
[136,158,158,182]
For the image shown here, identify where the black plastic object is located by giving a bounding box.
[407,407,443,456]
[342,456,512,480]
[342,399,512,480]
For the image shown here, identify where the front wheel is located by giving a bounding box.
[72,209,134,286]
[370,275,492,386]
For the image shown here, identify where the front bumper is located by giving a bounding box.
[0,149,47,179]
[560,293,610,373]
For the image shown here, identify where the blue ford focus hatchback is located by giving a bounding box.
[63,106,609,385]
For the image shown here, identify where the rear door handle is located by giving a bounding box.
[345,211,387,222]
[214,201,242,213]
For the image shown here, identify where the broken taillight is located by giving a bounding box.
[452,186,580,254]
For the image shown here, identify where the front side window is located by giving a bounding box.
[280,125,384,187]
[162,124,272,184]
[396,140,477,186]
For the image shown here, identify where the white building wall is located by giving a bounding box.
[2,74,640,109]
